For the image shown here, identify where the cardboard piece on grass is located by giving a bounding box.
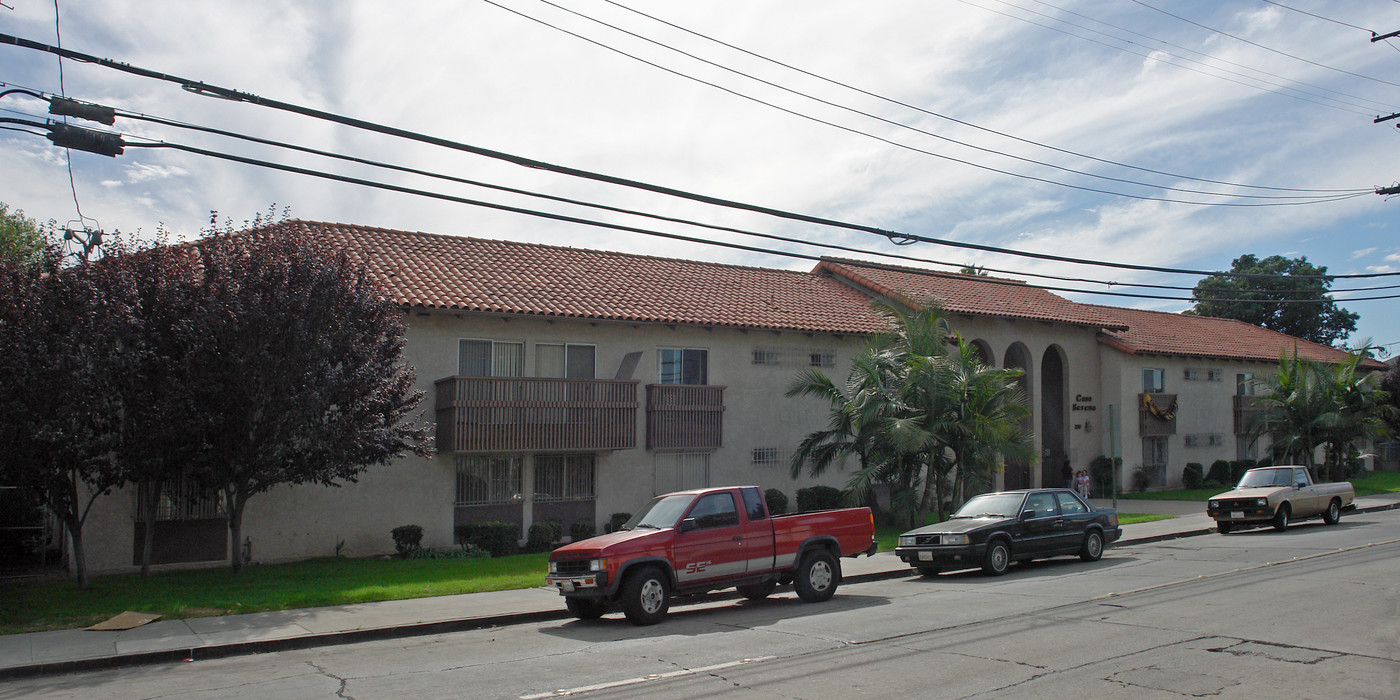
[87,611,162,631]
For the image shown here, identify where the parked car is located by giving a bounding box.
[894,489,1121,576]
[1206,466,1354,533]
[546,485,877,625]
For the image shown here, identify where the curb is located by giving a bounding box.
[5,500,1397,680]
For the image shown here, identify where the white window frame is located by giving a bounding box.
[658,347,708,385]
[459,338,524,377]
[1143,368,1165,393]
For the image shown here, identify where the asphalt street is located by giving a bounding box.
[3,507,1397,699]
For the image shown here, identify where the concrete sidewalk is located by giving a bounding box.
[4,493,1397,680]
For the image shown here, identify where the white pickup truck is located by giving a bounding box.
[1206,466,1354,533]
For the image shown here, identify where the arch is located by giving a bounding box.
[1002,343,1034,490]
[1040,345,1070,488]
[969,339,995,367]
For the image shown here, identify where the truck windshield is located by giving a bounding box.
[1238,469,1292,488]
[949,493,1024,519]
[622,494,694,530]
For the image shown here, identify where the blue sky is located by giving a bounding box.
[2,1,1398,353]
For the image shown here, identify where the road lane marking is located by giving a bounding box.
[519,656,777,698]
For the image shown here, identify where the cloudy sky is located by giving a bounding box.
[3,1,1398,353]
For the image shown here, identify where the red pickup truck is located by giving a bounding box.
[546,485,877,625]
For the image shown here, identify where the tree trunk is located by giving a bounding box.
[226,487,247,575]
[65,515,88,589]
[139,479,159,579]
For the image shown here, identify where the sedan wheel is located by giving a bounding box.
[1078,530,1104,562]
[982,540,1010,576]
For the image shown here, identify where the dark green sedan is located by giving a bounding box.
[895,489,1122,576]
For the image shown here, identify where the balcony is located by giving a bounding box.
[435,376,638,454]
[1138,392,1177,437]
[647,384,725,451]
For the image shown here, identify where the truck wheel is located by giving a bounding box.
[982,540,1011,576]
[1078,529,1104,562]
[916,565,940,577]
[1322,498,1342,525]
[1272,503,1290,532]
[565,597,608,620]
[621,566,670,625]
[737,580,778,600]
[1216,522,1232,534]
[794,551,839,603]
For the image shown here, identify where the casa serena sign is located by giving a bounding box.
[1072,394,1097,412]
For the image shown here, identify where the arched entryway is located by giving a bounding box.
[1002,343,1033,490]
[969,339,995,367]
[1040,345,1069,488]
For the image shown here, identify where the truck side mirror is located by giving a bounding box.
[1021,510,1036,521]
[678,518,698,533]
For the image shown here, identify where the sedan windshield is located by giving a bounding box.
[950,493,1025,519]
[622,494,694,530]
[1238,469,1292,488]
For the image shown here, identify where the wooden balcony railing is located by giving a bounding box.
[435,376,638,454]
[647,384,725,451]
[1138,392,1178,437]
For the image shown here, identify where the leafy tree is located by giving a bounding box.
[0,236,131,587]
[1187,254,1357,347]
[0,202,53,269]
[1252,349,1395,481]
[184,224,434,574]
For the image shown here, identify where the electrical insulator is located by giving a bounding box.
[48,96,117,125]
[46,122,124,157]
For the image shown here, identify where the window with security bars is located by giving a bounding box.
[135,473,225,521]
[455,455,522,505]
[534,454,596,502]
[751,346,838,368]
[752,447,782,466]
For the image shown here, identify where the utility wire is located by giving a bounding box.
[16,88,1394,296]
[530,0,1365,201]
[0,33,1390,281]
[1254,0,1373,33]
[603,0,1378,193]
[1129,0,1400,89]
[491,0,1355,204]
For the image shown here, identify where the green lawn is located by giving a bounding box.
[0,553,549,635]
[1114,469,1400,501]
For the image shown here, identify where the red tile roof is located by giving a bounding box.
[1086,303,1387,371]
[297,221,890,334]
[815,259,1129,330]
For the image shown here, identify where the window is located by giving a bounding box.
[1183,435,1201,447]
[1183,368,1200,381]
[654,451,709,493]
[536,343,595,379]
[741,487,767,521]
[533,454,595,502]
[687,492,739,529]
[1208,434,1224,447]
[136,472,224,521]
[1054,492,1087,516]
[1142,368,1165,393]
[1143,436,1168,467]
[659,348,707,385]
[455,455,522,505]
[1236,373,1255,396]
[1025,492,1058,518]
[1236,436,1259,461]
[751,349,779,365]
[809,351,835,368]
[459,339,523,377]
[1207,369,1223,382]
[751,447,782,466]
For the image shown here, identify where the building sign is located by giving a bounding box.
[1072,394,1096,412]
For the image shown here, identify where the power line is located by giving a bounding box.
[492,0,1361,205]
[1254,0,1373,33]
[0,33,1393,281]
[1129,0,1400,89]
[527,0,1369,201]
[602,0,1380,192]
[6,113,1397,304]
[15,87,1398,296]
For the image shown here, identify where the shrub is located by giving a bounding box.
[607,512,631,533]
[1131,466,1153,493]
[796,485,845,512]
[1230,459,1256,483]
[526,521,557,553]
[455,521,518,558]
[1182,463,1204,490]
[1206,459,1232,486]
[1089,455,1120,496]
[407,546,489,559]
[391,525,423,555]
[569,519,595,542]
[764,488,789,515]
